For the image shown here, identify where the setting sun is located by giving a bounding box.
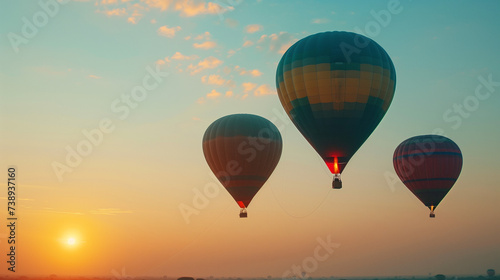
[67,237,76,246]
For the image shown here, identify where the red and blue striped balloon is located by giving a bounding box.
[202,114,282,218]
[393,135,463,218]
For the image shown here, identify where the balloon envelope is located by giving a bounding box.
[276,31,396,187]
[202,114,282,216]
[393,135,463,217]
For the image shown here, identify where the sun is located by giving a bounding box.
[67,237,77,246]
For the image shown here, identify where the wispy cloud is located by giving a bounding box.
[311,18,330,24]
[201,74,226,86]
[194,31,211,40]
[101,0,118,5]
[224,18,239,28]
[254,84,275,96]
[206,89,221,99]
[171,51,199,60]
[257,32,297,54]
[142,0,230,17]
[187,56,223,75]
[41,208,84,215]
[235,66,262,77]
[227,49,237,57]
[88,74,102,79]
[101,8,127,16]
[175,0,227,17]
[0,197,35,201]
[242,82,257,93]
[158,25,181,38]
[193,41,216,49]
[245,24,263,34]
[243,40,254,47]
[127,9,143,24]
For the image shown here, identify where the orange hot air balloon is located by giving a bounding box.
[276,31,396,189]
[202,114,282,218]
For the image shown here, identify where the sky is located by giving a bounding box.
[1,0,500,278]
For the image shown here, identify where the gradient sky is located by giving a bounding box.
[1,0,500,278]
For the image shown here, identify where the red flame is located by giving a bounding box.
[333,157,339,174]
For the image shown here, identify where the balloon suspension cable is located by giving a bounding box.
[332,173,342,189]
[239,208,248,218]
[429,205,435,218]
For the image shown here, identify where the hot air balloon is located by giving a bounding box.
[276,31,396,189]
[202,114,282,218]
[487,269,495,278]
[393,135,463,218]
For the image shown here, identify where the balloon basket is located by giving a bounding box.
[239,208,248,218]
[429,206,435,218]
[332,174,342,189]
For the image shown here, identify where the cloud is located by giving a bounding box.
[249,69,262,77]
[171,51,199,60]
[245,24,263,33]
[142,0,172,11]
[312,18,330,24]
[243,40,254,47]
[257,32,297,54]
[194,31,211,40]
[254,84,275,96]
[156,59,166,65]
[225,18,239,28]
[143,0,230,17]
[193,41,216,49]
[101,0,118,4]
[187,56,223,75]
[158,25,181,38]
[242,82,257,93]
[201,74,226,86]
[197,97,206,104]
[227,49,237,58]
[176,0,227,17]
[102,8,127,16]
[88,74,102,79]
[206,89,221,99]
[151,18,157,24]
[235,66,262,77]
[127,10,143,24]
[225,90,233,97]
[41,208,84,215]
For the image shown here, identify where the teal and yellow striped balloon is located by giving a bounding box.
[276,31,396,188]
